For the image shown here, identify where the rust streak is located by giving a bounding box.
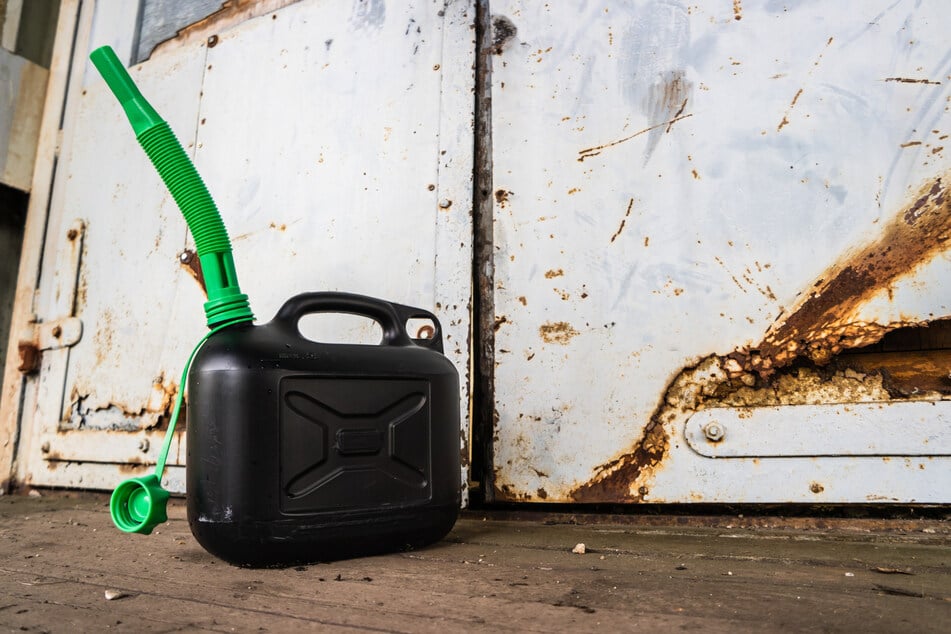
[777,88,804,132]
[884,77,942,85]
[901,141,922,148]
[578,114,694,162]
[179,249,207,297]
[149,0,303,59]
[790,88,804,108]
[610,198,634,243]
[665,98,688,133]
[736,173,951,377]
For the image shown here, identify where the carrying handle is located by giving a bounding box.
[274,292,443,351]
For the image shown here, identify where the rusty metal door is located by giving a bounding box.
[483,0,950,503]
[6,0,474,493]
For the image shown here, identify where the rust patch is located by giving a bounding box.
[730,173,951,378]
[537,488,548,500]
[568,346,928,503]
[495,189,512,207]
[544,268,564,279]
[610,198,634,243]
[570,415,668,502]
[733,0,742,21]
[17,342,40,374]
[179,249,207,297]
[539,322,580,345]
[518,296,527,306]
[493,315,510,332]
[569,174,951,501]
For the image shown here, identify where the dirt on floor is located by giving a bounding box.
[0,492,948,633]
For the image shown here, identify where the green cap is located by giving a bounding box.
[110,474,170,534]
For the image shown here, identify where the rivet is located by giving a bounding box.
[138,439,150,453]
[439,199,452,208]
[41,441,50,453]
[51,325,62,338]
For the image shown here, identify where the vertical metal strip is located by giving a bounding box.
[470,0,495,503]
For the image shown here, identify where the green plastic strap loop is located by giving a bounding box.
[110,317,251,534]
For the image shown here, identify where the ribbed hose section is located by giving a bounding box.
[137,122,232,256]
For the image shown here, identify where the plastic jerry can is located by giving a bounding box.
[186,292,461,567]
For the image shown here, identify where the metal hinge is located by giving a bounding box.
[17,318,83,374]
[18,219,85,374]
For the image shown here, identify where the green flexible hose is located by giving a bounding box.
[90,45,253,327]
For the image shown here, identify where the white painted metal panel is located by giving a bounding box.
[489,1,950,503]
[18,0,474,493]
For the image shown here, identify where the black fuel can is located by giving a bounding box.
[185,292,461,567]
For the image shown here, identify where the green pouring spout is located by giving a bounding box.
[90,46,254,534]
[89,45,253,328]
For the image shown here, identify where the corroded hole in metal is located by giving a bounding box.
[570,173,951,503]
[67,378,183,432]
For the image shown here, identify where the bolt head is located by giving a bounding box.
[703,421,725,442]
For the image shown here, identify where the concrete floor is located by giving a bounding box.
[0,492,948,633]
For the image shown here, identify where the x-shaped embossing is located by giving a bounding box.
[283,390,428,499]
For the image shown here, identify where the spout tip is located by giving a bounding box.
[90,45,163,135]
